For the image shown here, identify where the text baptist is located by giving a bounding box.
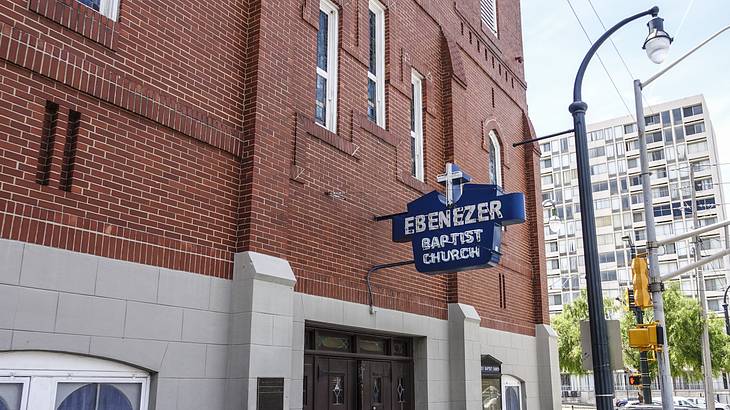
[420,229,484,251]
[403,200,503,235]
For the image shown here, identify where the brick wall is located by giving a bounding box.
[0,0,548,335]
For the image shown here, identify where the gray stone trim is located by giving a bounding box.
[0,239,561,410]
[535,324,561,410]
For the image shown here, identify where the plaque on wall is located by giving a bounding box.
[257,378,284,410]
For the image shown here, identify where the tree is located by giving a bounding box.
[620,284,730,380]
[552,290,617,374]
[554,285,730,379]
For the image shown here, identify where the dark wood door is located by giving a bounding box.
[304,354,412,410]
[360,361,392,410]
[391,361,411,410]
[313,356,357,410]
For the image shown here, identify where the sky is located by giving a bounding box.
[522,0,730,213]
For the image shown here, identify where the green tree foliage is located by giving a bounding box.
[552,290,617,374]
[555,285,730,379]
[620,284,730,380]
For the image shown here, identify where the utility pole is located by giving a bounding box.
[689,165,715,403]
[634,79,675,408]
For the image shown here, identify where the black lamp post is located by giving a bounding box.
[568,7,670,410]
[723,285,730,335]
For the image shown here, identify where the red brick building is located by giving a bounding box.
[0,0,560,408]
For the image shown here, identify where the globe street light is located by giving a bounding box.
[644,17,673,64]
[568,7,670,410]
[542,199,563,234]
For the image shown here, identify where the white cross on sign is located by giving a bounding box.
[436,162,470,206]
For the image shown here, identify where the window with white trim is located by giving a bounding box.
[76,0,120,21]
[315,0,339,132]
[367,0,386,127]
[0,351,149,410]
[488,130,502,186]
[410,71,424,181]
[480,0,498,35]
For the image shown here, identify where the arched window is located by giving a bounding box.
[488,130,502,186]
[0,352,149,410]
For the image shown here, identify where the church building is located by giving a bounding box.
[0,0,560,408]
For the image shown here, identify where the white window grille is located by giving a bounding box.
[410,71,424,181]
[367,0,386,127]
[315,0,339,132]
[488,130,502,186]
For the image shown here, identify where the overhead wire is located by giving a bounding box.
[583,0,655,115]
[563,0,637,122]
[674,0,696,41]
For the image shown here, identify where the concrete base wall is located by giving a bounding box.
[0,238,560,409]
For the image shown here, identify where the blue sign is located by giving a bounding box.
[391,163,526,275]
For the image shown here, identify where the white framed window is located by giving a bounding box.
[367,0,386,127]
[501,375,523,410]
[480,0,498,35]
[76,0,120,21]
[315,0,339,132]
[0,351,149,410]
[488,130,502,186]
[0,377,29,410]
[410,71,424,181]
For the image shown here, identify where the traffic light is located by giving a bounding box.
[628,322,664,350]
[628,374,642,386]
[625,288,636,309]
[631,256,652,308]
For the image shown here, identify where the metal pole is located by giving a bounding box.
[723,229,730,336]
[569,9,661,409]
[634,79,675,409]
[635,307,653,403]
[690,165,716,403]
[628,239,653,404]
[724,285,730,335]
[569,101,615,408]
[627,237,652,404]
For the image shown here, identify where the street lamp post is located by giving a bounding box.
[724,285,730,335]
[634,22,730,409]
[569,7,670,410]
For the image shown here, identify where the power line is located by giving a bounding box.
[674,0,697,41]
[563,0,637,122]
[583,0,655,116]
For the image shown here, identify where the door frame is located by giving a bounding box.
[303,324,415,410]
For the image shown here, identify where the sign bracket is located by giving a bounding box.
[373,212,407,222]
[366,260,415,314]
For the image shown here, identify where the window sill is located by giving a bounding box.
[296,112,361,158]
[397,171,431,194]
[357,114,396,147]
[29,0,117,50]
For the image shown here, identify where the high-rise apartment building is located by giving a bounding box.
[540,95,727,315]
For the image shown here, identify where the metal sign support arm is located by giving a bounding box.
[366,260,415,314]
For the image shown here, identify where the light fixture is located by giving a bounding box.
[542,199,563,234]
[643,17,673,64]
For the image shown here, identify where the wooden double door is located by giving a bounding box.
[303,356,412,410]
